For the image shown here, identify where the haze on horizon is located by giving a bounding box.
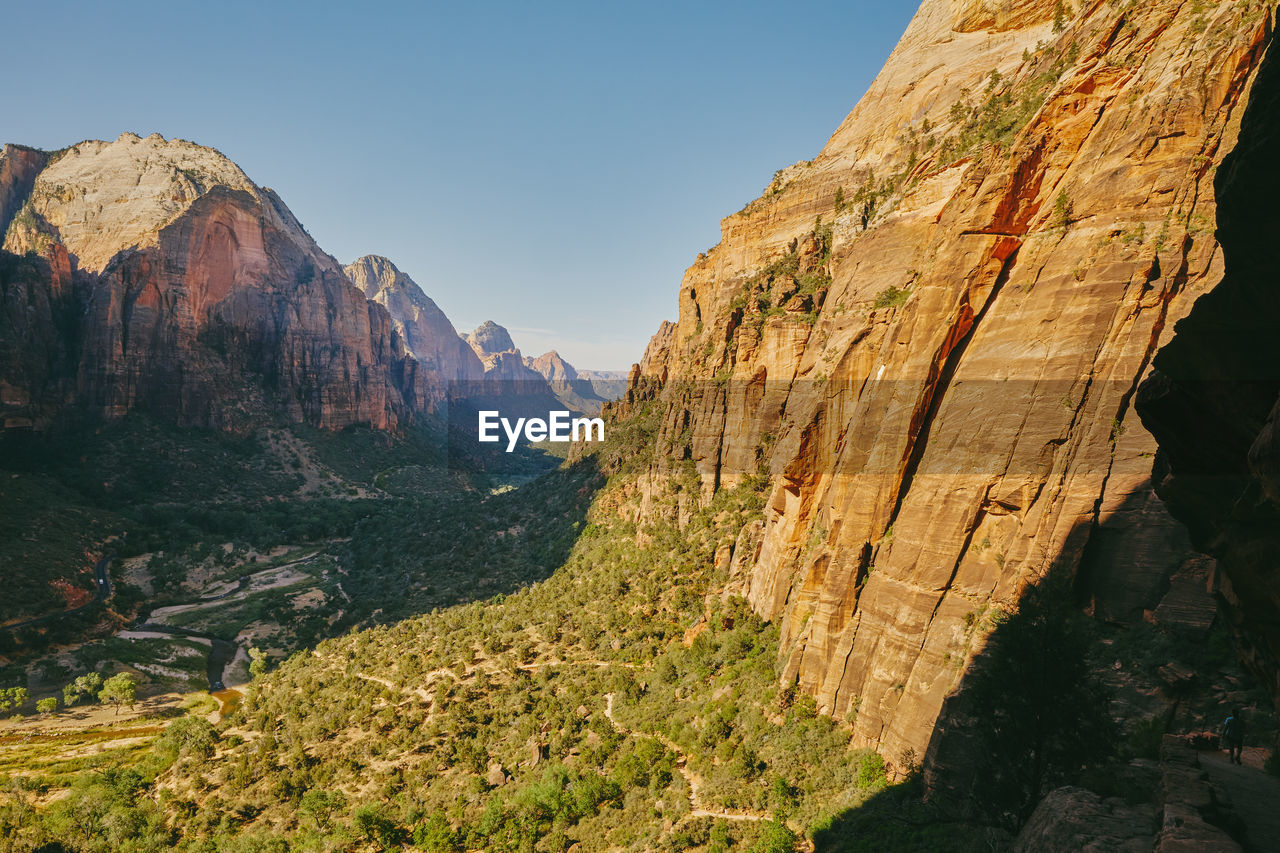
[0,1,914,370]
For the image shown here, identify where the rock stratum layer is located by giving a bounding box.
[0,134,534,432]
[627,0,1276,772]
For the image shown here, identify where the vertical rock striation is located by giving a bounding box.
[628,0,1275,769]
[0,134,454,431]
[345,254,486,385]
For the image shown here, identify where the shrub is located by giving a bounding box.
[873,286,911,309]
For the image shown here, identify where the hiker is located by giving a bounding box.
[1223,707,1245,765]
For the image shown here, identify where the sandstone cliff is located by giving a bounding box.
[466,320,518,359]
[345,254,485,384]
[452,320,571,421]
[627,0,1276,772]
[462,321,549,392]
[0,133,438,431]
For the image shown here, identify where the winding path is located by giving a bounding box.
[326,651,768,825]
[604,692,766,823]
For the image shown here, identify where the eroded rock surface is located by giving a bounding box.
[627,0,1276,770]
[345,254,484,384]
[0,134,445,430]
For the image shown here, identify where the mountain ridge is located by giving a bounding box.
[0,135,595,434]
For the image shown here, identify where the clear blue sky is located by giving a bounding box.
[3,1,914,370]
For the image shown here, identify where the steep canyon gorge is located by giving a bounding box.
[3,0,1280,848]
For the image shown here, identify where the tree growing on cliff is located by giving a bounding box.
[249,647,268,680]
[962,576,1115,830]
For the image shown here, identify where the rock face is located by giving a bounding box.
[464,320,546,388]
[1012,785,1158,853]
[460,321,548,391]
[0,144,48,239]
[466,320,517,359]
[525,350,610,414]
[1013,738,1246,852]
[1137,27,1280,715]
[0,133,439,431]
[450,320,568,421]
[627,0,1275,772]
[344,254,485,384]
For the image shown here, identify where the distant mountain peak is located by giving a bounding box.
[526,350,577,384]
[466,321,517,357]
[343,256,482,382]
[345,255,416,299]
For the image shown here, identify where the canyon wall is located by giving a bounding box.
[345,254,486,385]
[631,0,1275,770]
[0,134,450,431]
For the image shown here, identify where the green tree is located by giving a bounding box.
[352,802,406,848]
[751,820,796,853]
[1053,189,1073,231]
[299,789,346,831]
[0,687,28,712]
[98,673,138,715]
[413,813,462,852]
[64,672,103,707]
[161,716,218,758]
[249,647,268,680]
[1052,1,1068,33]
[36,697,58,715]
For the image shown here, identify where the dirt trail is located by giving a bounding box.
[1200,751,1280,853]
[603,693,766,824]
[307,653,777,832]
[312,653,437,704]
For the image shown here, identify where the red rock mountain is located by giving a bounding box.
[621,0,1275,772]
[0,134,467,431]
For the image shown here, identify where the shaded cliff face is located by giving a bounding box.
[345,254,485,384]
[0,133,435,431]
[0,144,48,239]
[1138,25,1280,712]
[630,0,1274,769]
